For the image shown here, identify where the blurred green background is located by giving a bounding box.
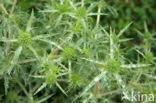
[1,0,156,31]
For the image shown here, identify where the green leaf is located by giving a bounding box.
[72,71,107,102]
[121,64,151,68]
[26,10,34,32]
[7,46,22,74]
[39,39,63,50]
[56,82,68,96]
[118,22,133,37]
[34,83,47,95]
[4,76,9,95]
[38,94,54,103]
[28,45,40,61]
[0,38,18,42]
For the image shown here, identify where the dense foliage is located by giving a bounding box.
[0,0,156,103]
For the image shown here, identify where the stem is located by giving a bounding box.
[81,0,84,7]
[60,0,63,5]
[100,89,120,97]
[18,58,37,64]
[136,71,142,83]
[96,6,101,26]
[68,60,72,78]
[114,74,130,100]
[15,78,31,99]
[94,6,101,40]
[7,27,12,53]
[94,81,100,96]
[110,27,114,59]
[8,0,17,53]
[9,0,17,16]
[0,4,8,14]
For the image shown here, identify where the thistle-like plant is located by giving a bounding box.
[0,0,155,103]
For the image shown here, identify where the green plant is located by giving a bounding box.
[0,0,155,103]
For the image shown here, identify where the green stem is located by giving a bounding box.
[15,78,32,100]
[96,6,101,26]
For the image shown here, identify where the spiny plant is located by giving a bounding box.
[0,0,155,103]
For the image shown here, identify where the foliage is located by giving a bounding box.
[0,0,156,103]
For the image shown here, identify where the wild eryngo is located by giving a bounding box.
[0,0,155,103]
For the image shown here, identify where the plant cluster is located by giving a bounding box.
[0,0,156,103]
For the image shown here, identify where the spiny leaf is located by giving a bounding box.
[118,22,133,37]
[88,13,108,16]
[121,64,151,68]
[4,76,9,95]
[38,94,54,103]
[80,58,106,65]
[39,10,58,13]
[119,38,133,42]
[144,21,148,33]
[34,83,47,95]
[114,74,130,100]
[26,10,34,32]
[0,3,8,14]
[109,27,114,59]
[56,82,68,96]
[0,38,18,42]
[72,71,107,102]
[134,29,144,36]
[28,45,40,61]
[39,39,63,50]
[7,46,22,74]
